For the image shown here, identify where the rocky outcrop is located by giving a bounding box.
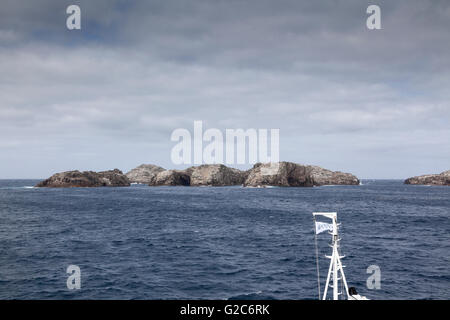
[309,165,360,186]
[151,170,191,186]
[187,164,248,186]
[35,169,130,188]
[244,162,313,187]
[404,170,450,186]
[144,162,358,187]
[147,164,248,186]
[125,164,165,184]
[244,162,359,187]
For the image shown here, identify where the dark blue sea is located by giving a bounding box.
[0,180,449,300]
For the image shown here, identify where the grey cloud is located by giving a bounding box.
[0,0,449,178]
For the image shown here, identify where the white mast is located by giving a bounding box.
[313,212,349,300]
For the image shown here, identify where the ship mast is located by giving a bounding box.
[313,212,349,300]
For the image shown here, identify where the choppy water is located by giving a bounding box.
[0,179,449,299]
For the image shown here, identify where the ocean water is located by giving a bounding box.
[0,179,449,300]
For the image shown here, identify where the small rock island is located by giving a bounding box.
[243,162,359,187]
[404,170,450,186]
[35,169,130,188]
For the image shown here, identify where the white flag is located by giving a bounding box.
[315,221,333,234]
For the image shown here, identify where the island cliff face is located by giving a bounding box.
[404,170,450,186]
[243,162,359,187]
[35,169,130,188]
[244,162,313,187]
[147,164,248,186]
[152,170,191,186]
[125,164,165,184]
[186,164,248,186]
[308,165,360,186]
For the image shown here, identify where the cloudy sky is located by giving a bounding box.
[0,0,449,179]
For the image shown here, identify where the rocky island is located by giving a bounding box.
[35,169,130,188]
[126,162,359,187]
[244,162,359,187]
[36,162,359,188]
[404,170,450,186]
